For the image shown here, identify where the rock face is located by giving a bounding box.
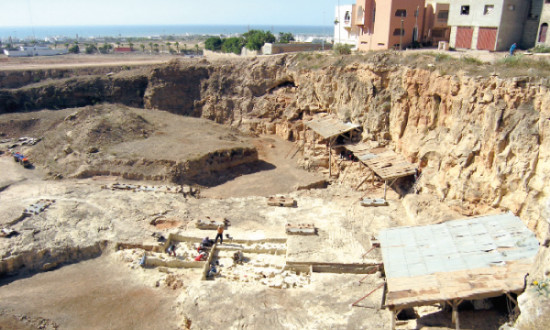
[2,54,550,326]
[2,55,550,239]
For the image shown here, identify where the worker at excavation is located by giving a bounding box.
[215,225,224,245]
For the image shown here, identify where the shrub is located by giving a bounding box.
[334,43,352,55]
[205,36,223,51]
[278,32,295,44]
[461,56,484,65]
[68,44,80,54]
[85,44,98,54]
[531,45,550,53]
[221,37,244,55]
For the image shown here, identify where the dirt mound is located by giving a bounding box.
[2,104,259,185]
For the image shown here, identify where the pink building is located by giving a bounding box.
[355,0,426,51]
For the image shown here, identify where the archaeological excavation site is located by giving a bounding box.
[0,52,549,329]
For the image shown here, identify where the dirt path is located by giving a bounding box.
[201,135,325,198]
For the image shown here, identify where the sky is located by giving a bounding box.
[0,0,356,27]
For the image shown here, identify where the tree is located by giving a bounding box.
[85,44,98,54]
[128,42,134,50]
[153,43,159,53]
[195,44,199,55]
[242,30,276,51]
[221,37,244,55]
[68,44,80,54]
[175,41,180,53]
[99,43,113,54]
[64,42,69,49]
[149,42,153,53]
[140,44,145,52]
[278,32,295,44]
[204,36,223,51]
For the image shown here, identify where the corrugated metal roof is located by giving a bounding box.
[305,117,360,140]
[379,213,540,308]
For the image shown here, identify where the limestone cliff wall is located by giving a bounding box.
[1,55,549,240]
[139,56,549,239]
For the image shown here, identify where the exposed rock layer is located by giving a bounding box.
[1,55,549,240]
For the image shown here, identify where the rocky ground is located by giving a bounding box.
[1,52,549,329]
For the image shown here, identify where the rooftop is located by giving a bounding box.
[379,213,540,309]
[305,117,360,140]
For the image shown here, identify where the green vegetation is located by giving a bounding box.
[85,44,98,54]
[221,37,243,54]
[531,278,549,297]
[460,56,484,65]
[333,43,352,55]
[531,45,550,53]
[205,29,277,55]
[278,32,295,44]
[68,44,80,54]
[243,30,275,51]
[205,36,223,51]
[98,44,113,54]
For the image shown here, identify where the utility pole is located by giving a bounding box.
[336,0,341,44]
[399,13,404,50]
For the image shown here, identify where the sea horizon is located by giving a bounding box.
[0,24,334,41]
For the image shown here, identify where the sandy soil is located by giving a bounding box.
[0,253,180,330]
[0,53,175,71]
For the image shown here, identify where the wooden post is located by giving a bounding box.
[329,139,332,177]
[390,310,396,330]
[450,299,463,330]
[383,180,387,200]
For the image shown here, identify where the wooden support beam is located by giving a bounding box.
[355,176,370,191]
[505,293,520,315]
[449,299,463,330]
[328,137,333,177]
[351,282,385,307]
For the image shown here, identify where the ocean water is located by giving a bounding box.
[0,25,332,40]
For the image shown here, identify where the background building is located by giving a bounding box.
[334,4,359,47]
[423,0,451,45]
[536,0,550,46]
[448,0,530,51]
[355,0,426,51]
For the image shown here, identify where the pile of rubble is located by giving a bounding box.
[104,183,200,197]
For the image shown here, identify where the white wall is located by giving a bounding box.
[448,0,504,27]
[334,5,358,46]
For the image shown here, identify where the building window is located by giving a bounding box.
[484,5,494,15]
[395,9,407,17]
[437,10,449,20]
[344,11,351,24]
[393,28,405,36]
[461,5,470,15]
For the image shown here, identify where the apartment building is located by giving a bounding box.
[423,0,451,45]
[354,0,426,51]
[334,4,360,46]
[447,0,530,51]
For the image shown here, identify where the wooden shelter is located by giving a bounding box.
[305,117,361,176]
[344,143,417,199]
[378,213,540,329]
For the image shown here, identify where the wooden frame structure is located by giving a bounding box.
[343,143,417,199]
[305,117,361,176]
[378,213,539,329]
